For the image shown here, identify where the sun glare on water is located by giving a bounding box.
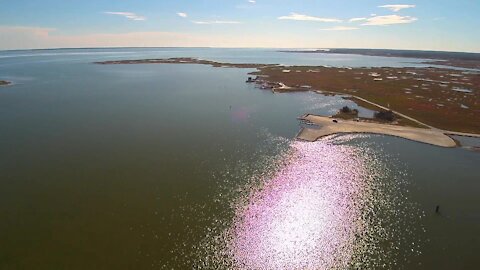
[229,141,366,269]
[196,135,421,269]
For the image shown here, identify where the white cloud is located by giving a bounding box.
[320,26,358,31]
[104,12,146,21]
[278,13,342,23]
[177,12,188,18]
[236,0,256,9]
[362,15,417,26]
[379,5,416,12]
[349,17,367,22]
[192,20,241,25]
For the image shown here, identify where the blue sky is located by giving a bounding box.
[0,0,479,52]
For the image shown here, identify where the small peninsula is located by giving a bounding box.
[251,65,479,133]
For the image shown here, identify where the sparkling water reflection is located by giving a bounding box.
[230,141,365,269]
[197,135,423,269]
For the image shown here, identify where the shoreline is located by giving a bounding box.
[251,65,479,134]
[95,57,480,136]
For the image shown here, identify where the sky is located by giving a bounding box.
[0,0,479,52]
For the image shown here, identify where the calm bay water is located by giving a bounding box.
[0,48,479,269]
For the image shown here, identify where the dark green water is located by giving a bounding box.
[0,49,479,269]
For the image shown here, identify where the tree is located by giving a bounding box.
[341,106,352,113]
[374,110,396,122]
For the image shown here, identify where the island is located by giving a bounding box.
[95,57,480,146]
[0,80,11,86]
[95,58,269,69]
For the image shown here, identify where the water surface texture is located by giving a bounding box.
[0,48,479,269]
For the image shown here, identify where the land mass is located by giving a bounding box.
[0,80,11,86]
[95,58,269,69]
[252,65,479,133]
[95,57,480,136]
[282,49,480,69]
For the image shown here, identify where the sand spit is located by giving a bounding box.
[298,115,457,148]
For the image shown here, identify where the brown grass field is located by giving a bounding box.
[252,66,480,133]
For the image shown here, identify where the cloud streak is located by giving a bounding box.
[320,26,358,31]
[278,13,342,23]
[362,15,417,26]
[349,17,367,22]
[177,12,188,18]
[104,12,146,21]
[192,20,241,25]
[379,4,416,12]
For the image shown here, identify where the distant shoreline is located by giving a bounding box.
[280,48,480,70]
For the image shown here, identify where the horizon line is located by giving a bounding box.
[1,46,480,54]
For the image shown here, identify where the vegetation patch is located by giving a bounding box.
[334,106,359,120]
[374,110,396,122]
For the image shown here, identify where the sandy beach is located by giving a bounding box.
[298,114,457,148]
